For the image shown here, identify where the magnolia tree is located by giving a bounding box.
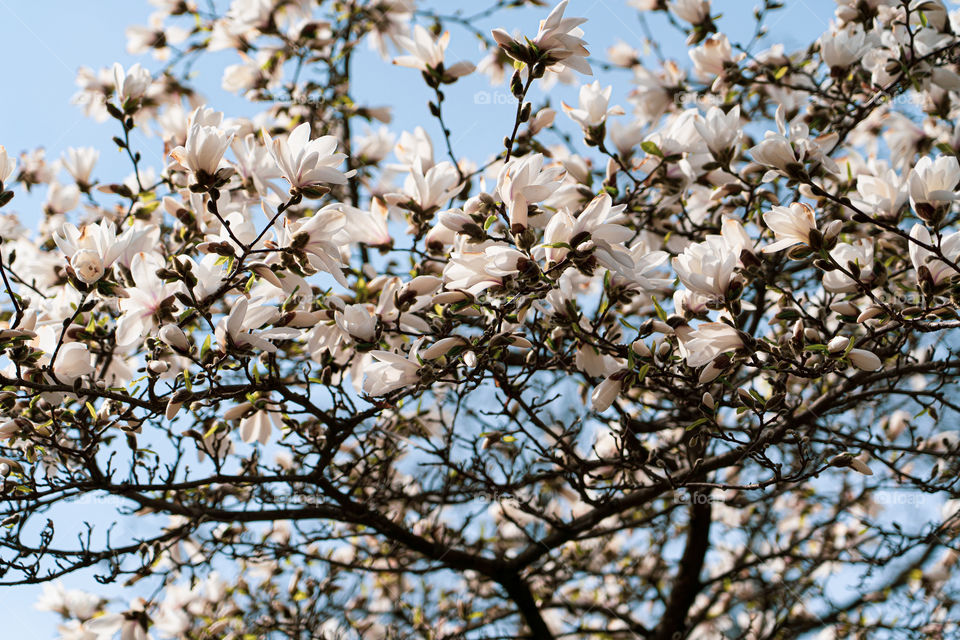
[6,0,960,637]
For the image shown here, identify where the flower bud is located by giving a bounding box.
[701,391,715,410]
[829,301,859,317]
[147,360,170,374]
[827,336,849,354]
[591,376,622,412]
[848,348,882,371]
[159,324,190,352]
[71,250,105,284]
[857,306,882,323]
[631,339,652,358]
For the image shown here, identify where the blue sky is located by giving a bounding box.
[0,0,836,637]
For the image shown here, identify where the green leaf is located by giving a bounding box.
[652,296,667,321]
[937,142,957,157]
[637,363,650,382]
[640,141,663,158]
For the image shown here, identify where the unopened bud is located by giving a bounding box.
[159,324,190,352]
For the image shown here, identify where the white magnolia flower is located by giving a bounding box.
[53,220,134,285]
[749,105,838,178]
[591,375,623,412]
[355,126,396,164]
[762,203,817,253]
[0,145,17,184]
[335,304,378,343]
[393,127,434,171]
[492,0,592,76]
[44,182,81,216]
[561,81,624,129]
[286,203,348,286]
[575,339,620,378]
[231,133,284,199]
[443,238,509,295]
[125,14,189,60]
[819,23,868,69]
[855,167,906,219]
[116,252,177,347]
[394,25,475,79]
[484,244,529,277]
[53,342,96,384]
[112,62,151,103]
[750,131,797,175]
[264,122,353,191]
[170,254,229,303]
[541,193,634,274]
[363,338,425,395]
[823,240,875,293]
[672,220,747,300]
[909,223,960,286]
[83,601,151,640]
[908,155,960,213]
[684,322,744,368]
[341,199,392,248]
[630,61,685,125]
[239,408,282,445]
[620,239,671,293]
[170,121,235,178]
[497,154,565,230]
[377,277,441,334]
[689,33,738,79]
[216,297,300,353]
[386,158,462,214]
[35,581,101,620]
[694,105,741,157]
[608,119,646,157]
[62,147,99,187]
[607,41,639,67]
[668,0,710,24]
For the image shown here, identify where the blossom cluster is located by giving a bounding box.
[4,0,960,638]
